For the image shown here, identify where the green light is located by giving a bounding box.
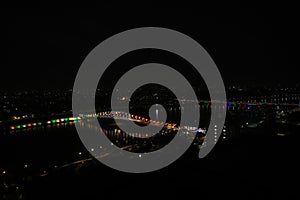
[51,120,56,123]
[16,125,21,129]
[38,122,42,126]
[64,118,68,121]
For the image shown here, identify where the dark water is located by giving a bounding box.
[0,123,83,169]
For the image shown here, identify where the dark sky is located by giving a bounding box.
[2,7,299,91]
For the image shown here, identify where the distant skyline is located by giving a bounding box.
[2,8,299,91]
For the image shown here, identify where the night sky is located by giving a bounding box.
[2,7,299,91]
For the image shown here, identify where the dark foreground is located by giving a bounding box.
[21,133,299,200]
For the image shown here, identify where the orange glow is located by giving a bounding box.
[56,119,60,123]
[10,126,15,130]
[27,123,32,127]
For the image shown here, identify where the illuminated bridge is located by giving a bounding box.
[5,98,300,132]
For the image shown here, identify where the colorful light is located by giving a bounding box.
[16,125,21,129]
